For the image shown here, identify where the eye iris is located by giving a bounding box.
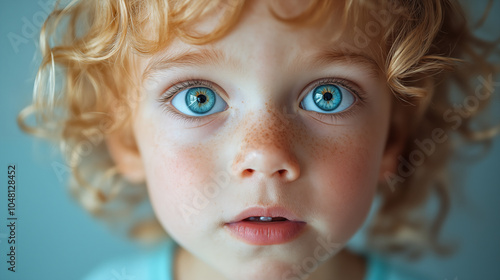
[186,87,216,114]
[313,85,341,111]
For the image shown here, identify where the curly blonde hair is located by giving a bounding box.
[19,0,499,256]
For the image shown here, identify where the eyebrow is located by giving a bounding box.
[142,49,239,80]
[143,47,382,80]
[305,48,382,78]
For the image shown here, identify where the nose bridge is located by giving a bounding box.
[232,105,300,181]
[242,107,290,150]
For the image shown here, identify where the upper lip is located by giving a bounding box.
[227,206,304,223]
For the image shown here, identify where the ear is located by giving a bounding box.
[378,102,412,184]
[105,129,146,184]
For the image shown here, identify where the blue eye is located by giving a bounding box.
[301,84,355,113]
[171,87,227,116]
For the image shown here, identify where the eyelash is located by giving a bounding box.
[157,79,219,125]
[300,78,367,123]
[157,77,367,124]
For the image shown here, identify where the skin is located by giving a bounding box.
[107,1,404,279]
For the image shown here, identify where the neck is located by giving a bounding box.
[174,247,367,280]
[307,248,367,280]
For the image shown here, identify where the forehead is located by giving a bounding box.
[142,0,387,79]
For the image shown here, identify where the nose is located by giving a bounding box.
[235,150,300,181]
[232,111,300,182]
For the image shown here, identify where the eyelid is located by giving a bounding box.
[301,77,366,103]
[298,77,368,124]
[156,79,228,126]
[157,79,223,104]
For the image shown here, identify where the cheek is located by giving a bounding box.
[135,118,218,237]
[306,131,383,241]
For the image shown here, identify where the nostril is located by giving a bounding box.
[242,169,254,177]
[242,169,288,178]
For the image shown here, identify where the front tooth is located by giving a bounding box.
[259,216,272,222]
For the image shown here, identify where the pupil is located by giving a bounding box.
[197,94,207,103]
[323,92,333,101]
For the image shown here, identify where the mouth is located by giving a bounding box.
[242,216,289,222]
[225,207,307,246]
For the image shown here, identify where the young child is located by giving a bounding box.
[19,0,498,279]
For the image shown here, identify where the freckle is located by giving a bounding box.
[308,133,350,163]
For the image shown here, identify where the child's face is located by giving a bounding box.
[122,1,394,279]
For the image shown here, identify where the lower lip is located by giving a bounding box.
[225,221,306,245]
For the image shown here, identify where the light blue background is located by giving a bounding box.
[1,0,499,279]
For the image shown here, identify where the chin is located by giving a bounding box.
[219,256,320,280]
[227,262,294,280]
